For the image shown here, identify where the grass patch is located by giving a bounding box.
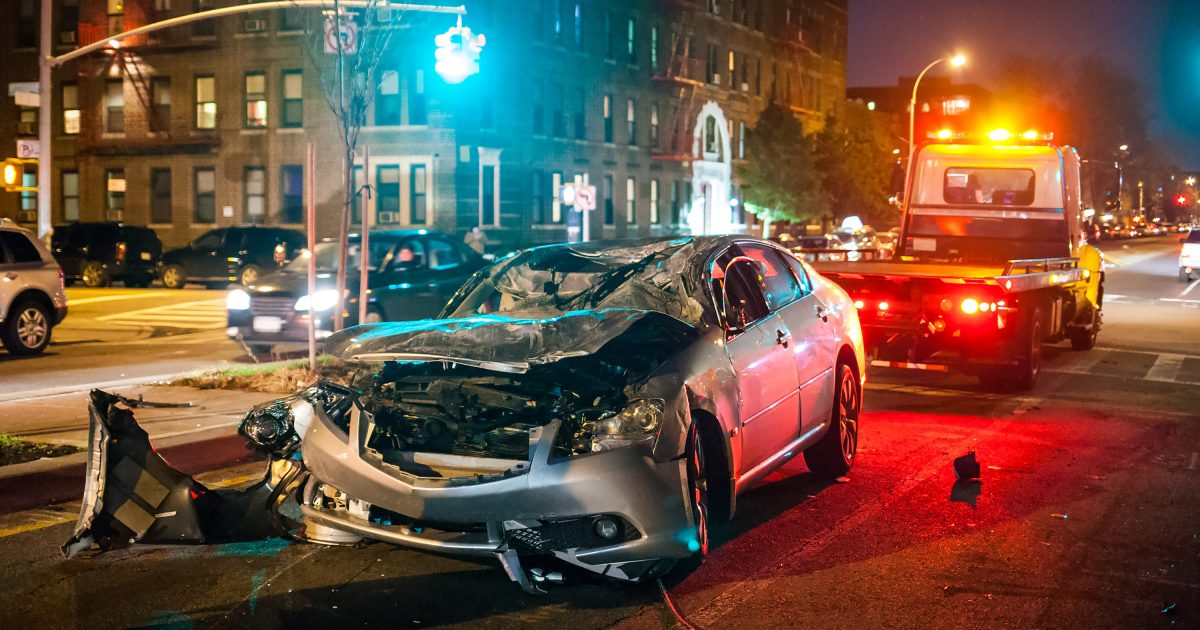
[172,355,354,393]
[0,434,81,467]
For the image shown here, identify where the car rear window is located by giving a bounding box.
[1188,230,1200,244]
[0,231,43,263]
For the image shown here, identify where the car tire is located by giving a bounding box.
[161,264,186,289]
[679,424,712,569]
[80,261,111,288]
[1,298,53,356]
[238,264,263,287]
[1182,268,1193,283]
[1012,311,1043,391]
[803,361,861,479]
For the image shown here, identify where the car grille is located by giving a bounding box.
[250,296,295,318]
[506,518,602,553]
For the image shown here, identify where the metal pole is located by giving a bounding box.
[582,173,590,243]
[306,144,317,372]
[358,146,371,325]
[904,57,944,208]
[36,0,52,241]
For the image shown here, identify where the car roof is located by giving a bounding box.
[315,229,451,243]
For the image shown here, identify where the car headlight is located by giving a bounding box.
[591,399,665,452]
[294,289,340,312]
[238,399,299,456]
[227,288,251,310]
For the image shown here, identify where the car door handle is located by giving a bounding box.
[775,328,791,348]
[815,304,829,322]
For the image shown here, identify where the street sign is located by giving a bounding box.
[324,16,359,54]
[575,185,597,211]
[16,140,39,159]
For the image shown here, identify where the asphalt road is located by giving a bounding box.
[0,236,1197,629]
[0,286,245,399]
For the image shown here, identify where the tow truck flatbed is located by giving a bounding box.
[814,257,1086,293]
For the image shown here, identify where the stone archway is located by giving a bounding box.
[688,100,733,235]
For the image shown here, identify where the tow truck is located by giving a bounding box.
[808,131,1105,390]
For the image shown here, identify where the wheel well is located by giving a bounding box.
[690,407,732,523]
[837,344,859,379]
[7,290,55,323]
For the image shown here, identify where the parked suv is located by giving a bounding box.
[227,229,485,355]
[51,222,162,288]
[160,226,305,289]
[0,221,68,355]
[1181,229,1200,282]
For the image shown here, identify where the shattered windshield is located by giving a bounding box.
[443,238,706,325]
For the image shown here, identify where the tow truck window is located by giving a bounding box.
[944,167,1035,206]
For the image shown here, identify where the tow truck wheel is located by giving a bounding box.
[1013,315,1043,391]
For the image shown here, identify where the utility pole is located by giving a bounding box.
[36,0,52,241]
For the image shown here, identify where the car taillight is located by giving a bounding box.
[115,242,127,263]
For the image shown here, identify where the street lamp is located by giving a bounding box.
[905,53,966,204]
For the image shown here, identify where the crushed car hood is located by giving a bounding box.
[325,307,696,370]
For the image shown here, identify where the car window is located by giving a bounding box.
[192,230,226,249]
[427,237,463,270]
[739,244,803,311]
[710,248,770,329]
[1188,230,1200,244]
[391,238,427,272]
[781,252,814,297]
[0,231,43,264]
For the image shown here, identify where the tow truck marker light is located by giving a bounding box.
[878,301,890,311]
[987,129,1012,142]
[853,299,865,309]
[961,298,979,314]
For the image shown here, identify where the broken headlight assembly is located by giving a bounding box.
[238,381,357,457]
[588,398,665,452]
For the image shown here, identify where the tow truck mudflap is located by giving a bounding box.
[62,390,303,558]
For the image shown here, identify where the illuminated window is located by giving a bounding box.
[650,25,659,72]
[603,174,614,225]
[650,102,659,147]
[105,80,124,133]
[942,96,971,116]
[194,167,215,223]
[867,100,876,111]
[61,171,79,222]
[625,176,636,223]
[105,168,125,221]
[603,94,613,143]
[650,179,660,224]
[244,72,267,128]
[626,17,636,65]
[626,99,636,145]
[410,164,427,225]
[107,0,123,36]
[244,166,265,223]
[282,70,303,127]
[195,75,216,129]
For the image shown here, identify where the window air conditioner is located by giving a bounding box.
[244,18,267,33]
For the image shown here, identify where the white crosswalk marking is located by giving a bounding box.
[1044,348,1200,385]
[1145,353,1187,383]
[94,299,227,329]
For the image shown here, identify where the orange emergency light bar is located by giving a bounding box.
[926,128,1055,144]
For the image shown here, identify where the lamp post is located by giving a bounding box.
[905,53,966,204]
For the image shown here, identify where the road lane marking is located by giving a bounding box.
[1144,353,1187,383]
[65,292,174,306]
[1180,278,1200,298]
[95,298,227,330]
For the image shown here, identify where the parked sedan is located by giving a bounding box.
[51,222,162,288]
[226,229,485,355]
[66,236,865,592]
[160,225,305,289]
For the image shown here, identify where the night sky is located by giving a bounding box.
[848,0,1200,168]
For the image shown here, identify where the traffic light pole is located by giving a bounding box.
[34,1,466,241]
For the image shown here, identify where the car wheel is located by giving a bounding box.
[238,264,263,287]
[1,299,53,355]
[1182,268,1193,283]
[803,362,860,479]
[684,425,711,560]
[80,261,111,288]
[161,264,186,289]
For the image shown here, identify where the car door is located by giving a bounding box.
[712,246,802,474]
[781,252,839,434]
[189,229,228,279]
[375,237,439,321]
[424,235,473,309]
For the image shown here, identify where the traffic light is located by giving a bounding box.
[1175,193,1190,207]
[434,24,485,84]
[2,159,22,192]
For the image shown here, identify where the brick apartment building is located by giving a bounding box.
[1,0,847,251]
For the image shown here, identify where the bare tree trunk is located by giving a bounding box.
[332,0,350,331]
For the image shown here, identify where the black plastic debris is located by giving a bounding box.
[953,451,981,481]
[950,480,982,507]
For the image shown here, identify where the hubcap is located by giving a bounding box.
[164,268,180,286]
[241,267,258,285]
[83,264,102,286]
[838,368,860,463]
[16,307,47,349]
[688,429,709,555]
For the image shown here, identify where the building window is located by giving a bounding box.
[105,168,125,221]
[650,25,659,72]
[481,165,497,226]
[150,168,172,224]
[194,167,215,223]
[728,50,736,88]
[625,99,636,145]
[193,0,216,37]
[280,5,306,31]
[626,17,636,65]
[603,174,614,225]
[604,11,615,60]
[244,166,266,223]
[755,57,762,95]
[107,0,124,35]
[375,69,400,125]
[650,179,660,224]
[105,80,124,133]
[282,70,303,127]
[942,96,971,116]
[670,180,681,224]
[151,77,171,132]
[377,165,400,224]
[17,108,37,137]
[704,115,718,154]
[625,177,636,224]
[551,171,563,223]
[59,0,79,46]
[62,84,80,135]
[17,1,36,48]
[573,89,586,140]
[195,75,216,129]
[650,103,659,147]
[20,167,36,221]
[707,44,719,84]
[410,164,428,225]
[280,165,303,224]
[708,0,721,15]
[408,69,427,125]
[572,2,583,49]
[533,171,547,224]
[603,95,613,143]
[244,72,267,128]
[61,171,80,222]
[551,83,565,137]
[532,81,544,134]
[738,120,746,158]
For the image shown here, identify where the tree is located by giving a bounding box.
[739,103,829,237]
[814,108,896,228]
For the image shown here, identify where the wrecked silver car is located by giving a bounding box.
[63,236,865,592]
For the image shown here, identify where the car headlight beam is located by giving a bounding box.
[226,288,251,310]
[294,289,341,312]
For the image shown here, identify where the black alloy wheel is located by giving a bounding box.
[685,426,710,558]
[803,362,860,479]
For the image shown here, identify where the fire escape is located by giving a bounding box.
[74,0,220,156]
[651,0,703,161]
